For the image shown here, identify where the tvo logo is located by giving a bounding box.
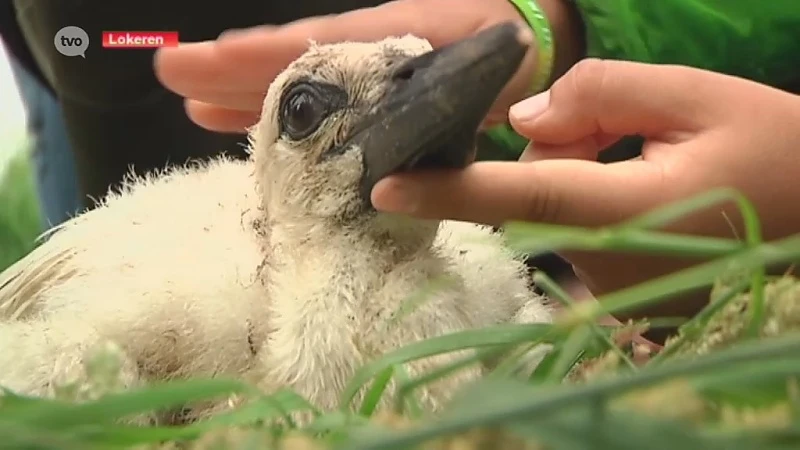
[54,26,89,58]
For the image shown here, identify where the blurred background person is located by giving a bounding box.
[8,59,82,228]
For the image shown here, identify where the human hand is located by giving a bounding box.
[371,59,800,321]
[154,0,582,133]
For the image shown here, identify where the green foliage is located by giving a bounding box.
[1,188,799,449]
[0,139,42,272]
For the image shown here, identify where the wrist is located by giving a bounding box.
[485,0,586,157]
[539,0,586,82]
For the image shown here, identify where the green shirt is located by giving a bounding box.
[485,0,800,158]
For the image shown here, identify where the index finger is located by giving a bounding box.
[155,0,480,95]
[371,159,666,228]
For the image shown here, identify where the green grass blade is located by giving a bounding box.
[563,234,800,326]
[9,378,250,428]
[358,366,394,417]
[507,188,767,341]
[198,389,318,428]
[504,225,743,259]
[693,360,800,408]
[505,405,736,450]
[397,347,497,402]
[391,365,423,417]
[487,341,544,378]
[532,271,637,370]
[343,333,800,450]
[0,419,91,450]
[652,277,751,364]
[304,410,371,435]
[338,324,553,410]
[545,325,592,383]
[62,390,319,446]
[618,187,747,231]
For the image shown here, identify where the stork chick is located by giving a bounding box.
[0,22,551,422]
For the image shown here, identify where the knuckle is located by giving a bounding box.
[569,58,610,106]
[522,169,562,224]
[547,58,612,123]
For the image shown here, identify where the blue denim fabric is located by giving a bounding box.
[9,58,81,229]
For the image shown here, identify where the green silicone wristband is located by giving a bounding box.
[485,0,555,157]
[485,124,529,158]
[508,0,555,94]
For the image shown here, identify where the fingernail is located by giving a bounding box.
[518,142,540,162]
[509,90,550,122]
[371,177,420,213]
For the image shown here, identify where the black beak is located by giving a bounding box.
[350,21,532,205]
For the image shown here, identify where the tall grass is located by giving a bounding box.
[1,188,798,450]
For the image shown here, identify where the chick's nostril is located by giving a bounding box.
[393,67,415,81]
[391,48,438,83]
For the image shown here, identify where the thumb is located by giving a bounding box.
[508,59,730,147]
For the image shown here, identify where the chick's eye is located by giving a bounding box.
[280,86,328,140]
